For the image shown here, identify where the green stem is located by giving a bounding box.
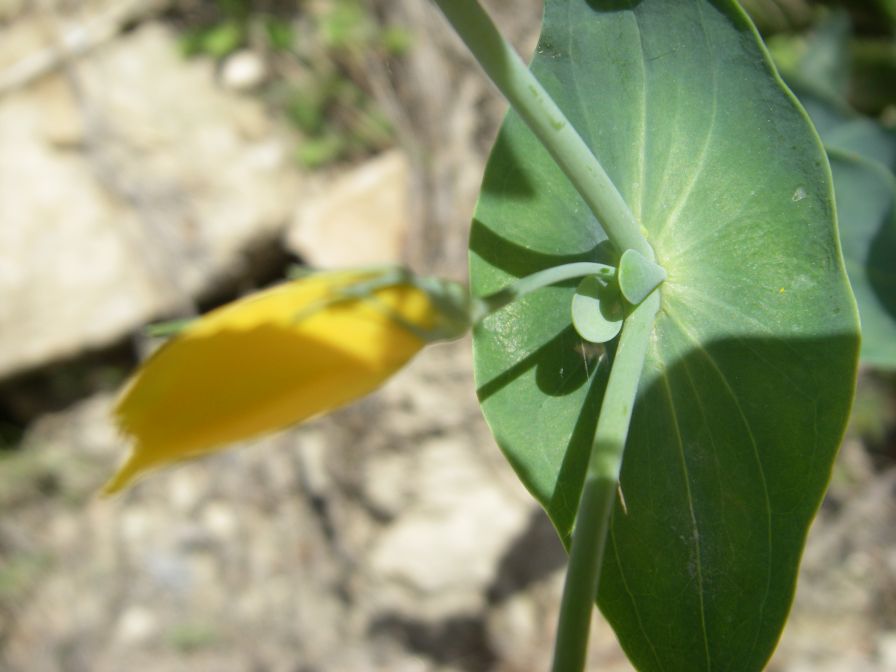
[472,261,616,322]
[146,318,195,337]
[430,0,653,260]
[551,290,660,672]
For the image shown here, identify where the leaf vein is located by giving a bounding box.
[658,345,711,671]
[633,11,648,223]
[665,291,810,382]
[667,314,773,664]
[610,522,666,671]
[655,8,719,245]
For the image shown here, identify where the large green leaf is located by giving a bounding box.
[470,1,859,670]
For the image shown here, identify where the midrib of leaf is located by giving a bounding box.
[667,292,818,394]
[609,522,666,671]
[659,171,781,266]
[653,5,720,248]
[561,5,772,665]
[664,312,775,661]
[633,13,648,225]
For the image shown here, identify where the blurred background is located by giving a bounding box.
[0,0,894,670]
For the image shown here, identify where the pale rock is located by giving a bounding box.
[115,606,158,645]
[0,23,299,380]
[119,508,154,545]
[0,1,173,96]
[142,549,194,594]
[0,9,46,74]
[37,77,85,147]
[220,49,267,92]
[296,430,331,497]
[0,87,161,377]
[786,655,877,672]
[363,450,414,517]
[202,501,238,540]
[287,150,410,267]
[23,392,118,456]
[169,469,204,512]
[878,632,896,670]
[487,591,545,669]
[368,437,528,597]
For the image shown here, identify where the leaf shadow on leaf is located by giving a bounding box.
[470,215,618,535]
[476,341,609,540]
[484,131,538,198]
[470,221,614,280]
[470,216,616,402]
[548,355,608,539]
[586,0,644,12]
[476,324,599,403]
[597,331,857,672]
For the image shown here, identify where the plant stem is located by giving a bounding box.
[146,318,195,337]
[472,261,616,322]
[430,0,653,260]
[551,290,660,672]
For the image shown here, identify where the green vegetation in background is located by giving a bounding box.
[748,0,896,115]
[176,0,411,168]
[167,621,220,653]
[0,551,52,605]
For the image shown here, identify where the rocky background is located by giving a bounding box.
[1,1,895,671]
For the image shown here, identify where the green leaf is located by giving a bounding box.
[265,17,295,52]
[295,134,346,168]
[876,0,896,26]
[201,22,245,59]
[618,249,666,305]
[571,276,623,343]
[767,11,851,102]
[796,90,896,172]
[851,40,896,115]
[737,0,812,35]
[470,1,859,670]
[380,25,414,56]
[319,0,372,50]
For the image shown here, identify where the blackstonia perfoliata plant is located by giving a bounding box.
[104,1,883,671]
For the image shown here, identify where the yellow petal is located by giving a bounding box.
[103,270,446,495]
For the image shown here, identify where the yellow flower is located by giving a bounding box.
[102,268,469,495]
